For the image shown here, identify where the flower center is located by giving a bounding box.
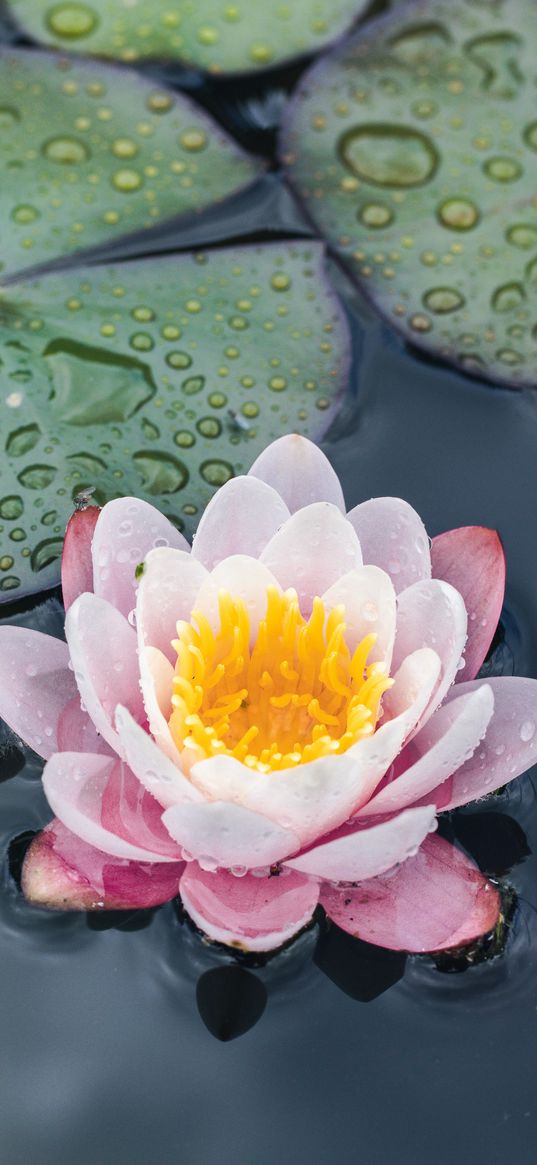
[169,586,393,774]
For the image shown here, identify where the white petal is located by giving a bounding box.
[391,579,467,729]
[322,565,396,666]
[115,704,201,810]
[194,555,280,640]
[285,806,437,882]
[163,801,300,868]
[260,503,362,614]
[249,434,345,512]
[92,496,188,617]
[192,476,290,569]
[138,645,182,765]
[347,497,431,593]
[136,547,208,662]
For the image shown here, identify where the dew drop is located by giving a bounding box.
[46,2,98,38]
[491,282,526,313]
[43,136,89,164]
[437,197,480,231]
[483,156,522,183]
[423,286,465,314]
[520,720,535,743]
[111,168,143,192]
[200,459,234,487]
[339,124,439,188]
[358,202,394,228]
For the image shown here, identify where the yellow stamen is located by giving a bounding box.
[168,585,393,774]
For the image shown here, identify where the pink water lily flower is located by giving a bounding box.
[1,435,536,954]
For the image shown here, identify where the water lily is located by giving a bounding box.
[1,435,535,954]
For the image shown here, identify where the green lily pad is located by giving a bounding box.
[281,0,537,387]
[8,0,369,74]
[0,48,260,279]
[0,240,350,599]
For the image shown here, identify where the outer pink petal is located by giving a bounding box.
[431,527,506,682]
[260,503,362,614]
[360,684,494,818]
[136,547,208,662]
[414,677,537,811]
[0,627,76,759]
[321,565,396,665]
[194,556,280,640]
[61,505,100,611]
[180,864,319,952]
[57,695,111,755]
[115,704,201,810]
[22,819,183,911]
[92,496,188,619]
[163,801,301,868]
[285,806,436,882]
[192,476,290,570]
[65,593,144,755]
[190,648,440,847]
[43,752,182,862]
[391,579,467,728]
[321,835,500,952]
[346,497,431,593]
[248,434,345,513]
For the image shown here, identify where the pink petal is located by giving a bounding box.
[346,497,431,593]
[391,579,467,728]
[360,684,494,818]
[138,645,182,765]
[61,505,100,610]
[194,556,280,640]
[163,801,301,868]
[180,864,319,951]
[57,695,111,755]
[0,627,76,759]
[415,677,537,811]
[249,434,345,513]
[65,593,144,755]
[136,547,208,662]
[321,835,500,952]
[260,503,362,614]
[22,819,183,911]
[285,806,436,882]
[115,704,201,810]
[92,497,188,619]
[321,565,396,664]
[431,527,506,682]
[190,651,440,848]
[192,476,290,570]
[43,752,182,862]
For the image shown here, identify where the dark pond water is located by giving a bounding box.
[2,5,537,1163]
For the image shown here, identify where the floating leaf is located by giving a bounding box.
[0,240,350,599]
[8,0,369,75]
[282,0,537,387]
[0,48,260,278]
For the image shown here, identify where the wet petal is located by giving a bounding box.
[163,801,300,868]
[138,645,181,765]
[321,835,500,952]
[194,556,280,639]
[22,818,183,911]
[432,527,505,682]
[61,505,100,610]
[180,864,319,952]
[285,806,436,882]
[361,684,494,817]
[92,496,188,619]
[57,694,111,755]
[391,579,467,727]
[346,497,431,593]
[192,476,290,570]
[43,752,182,862]
[260,503,362,614]
[416,677,537,810]
[0,627,76,758]
[249,434,345,512]
[115,704,201,810]
[65,593,144,755]
[136,547,208,662]
[322,565,396,665]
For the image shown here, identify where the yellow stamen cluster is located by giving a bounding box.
[169,586,393,774]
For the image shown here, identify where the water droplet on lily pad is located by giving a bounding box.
[0,240,350,601]
[282,0,537,386]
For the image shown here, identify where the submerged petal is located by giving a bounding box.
[192,476,290,570]
[347,497,431,593]
[0,627,76,759]
[22,819,183,911]
[249,434,345,513]
[180,864,319,952]
[321,835,500,952]
[432,527,505,682]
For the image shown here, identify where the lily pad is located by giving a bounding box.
[0,240,350,599]
[0,48,260,279]
[281,0,537,387]
[8,0,369,75]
